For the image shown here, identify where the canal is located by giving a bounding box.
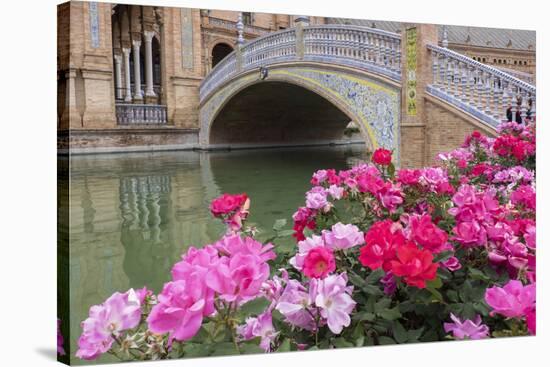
[62,144,367,364]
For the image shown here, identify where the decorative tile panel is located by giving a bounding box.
[88,2,100,48]
[181,8,194,70]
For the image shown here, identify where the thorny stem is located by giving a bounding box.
[226,301,241,354]
[305,308,320,347]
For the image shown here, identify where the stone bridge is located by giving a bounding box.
[199,24,536,167]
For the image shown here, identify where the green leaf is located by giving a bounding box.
[433,250,454,263]
[365,296,376,313]
[333,337,354,348]
[446,290,459,303]
[363,284,384,296]
[348,272,367,288]
[210,342,240,356]
[378,307,401,320]
[426,277,443,289]
[182,343,213,357]
[240,337,264,354]
[374,298,392,313]
[278,338,291,352]
[365,268,385,284]
[378,336,396,345]
[407,327,425,342]
[392,321,408,344]
[398,301,416,313]
[469,268,491,282]
[275,230,295,238]
[387,163,396,178]
[273,218,287,231]
[426,287,444,303]
[238,297,270,318]
[353,311,376,321]
[241,343,264,355]
[473,302,489,316]
[271,309,284,321]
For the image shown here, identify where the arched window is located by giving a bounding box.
[211,43,234,69]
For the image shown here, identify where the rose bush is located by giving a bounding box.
[75,120,536,361]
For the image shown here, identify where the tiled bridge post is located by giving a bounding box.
[399,24,437,168]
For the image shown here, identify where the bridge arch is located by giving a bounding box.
[198,24,535,168]
[199,63,401,157]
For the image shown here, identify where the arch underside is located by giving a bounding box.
[199,65,401,161]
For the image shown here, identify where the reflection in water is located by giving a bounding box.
[66,144,366,364]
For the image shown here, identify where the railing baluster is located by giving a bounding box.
[426,44,535,126]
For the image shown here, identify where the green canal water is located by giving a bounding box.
[62,144,367,364]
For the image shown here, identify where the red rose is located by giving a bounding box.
[372,148,392,166]
[389,243,438,288]
[359,220,406,271]
[409,214,448,253]
[209,193,248,217]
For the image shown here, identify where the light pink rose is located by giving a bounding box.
[322,222,364,250]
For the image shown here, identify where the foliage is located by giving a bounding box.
[72,121,536,361]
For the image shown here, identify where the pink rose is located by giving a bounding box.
[485,280,536,318]
[147,279,214,342]
[322,222,364,250]
[452,220,487,247]
[210,193,248,217]
[303,246,336,279]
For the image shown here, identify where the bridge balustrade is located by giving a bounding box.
[200,25,536,131]
[200,25,402,103]
[427,44,536,127]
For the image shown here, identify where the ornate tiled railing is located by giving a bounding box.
[200,25,401,103]
[495,67,534,85]
[303,25,401,80]
[427,45,536,127]
[116,104,168,125]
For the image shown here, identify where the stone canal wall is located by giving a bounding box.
[58,128,199,154]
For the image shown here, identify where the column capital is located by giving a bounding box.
[122,47,131,56]
[132,39,142,48]
[143,30,155,43]
[113,54,122,63]
[294,15,310,26]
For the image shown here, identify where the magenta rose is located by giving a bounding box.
[409,213,448,252]
[372,148,392,166]
[209,193,248,217]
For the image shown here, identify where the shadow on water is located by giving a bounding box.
[64,144,367,364]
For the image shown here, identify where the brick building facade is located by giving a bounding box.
[57,2,535,158]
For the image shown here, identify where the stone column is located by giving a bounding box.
[113,54,123,100]
[122,48,132,103]
[132,39,143,102]
[143,31,156,103]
